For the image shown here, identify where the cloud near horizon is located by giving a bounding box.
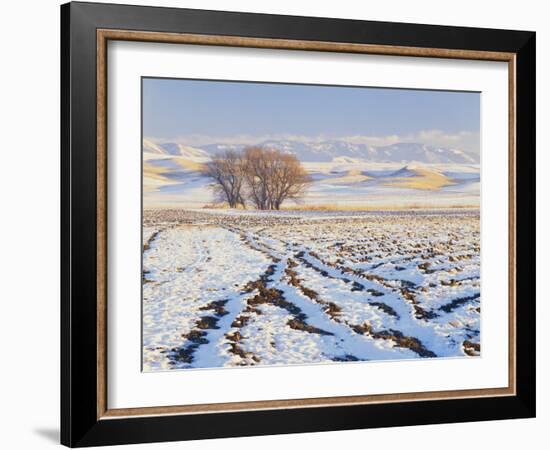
[145,129,480,155]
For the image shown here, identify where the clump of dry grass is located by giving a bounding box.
[280,203,479,212]
[201,202,248,210]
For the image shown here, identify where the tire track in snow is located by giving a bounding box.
[243,229,450,358]
[142,226,272,370]
[301,249,438,320]
[232,228,423,361]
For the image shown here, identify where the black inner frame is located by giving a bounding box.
[61,2,536,447]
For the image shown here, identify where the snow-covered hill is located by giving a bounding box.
[146,138,478,164]
[143,139,210,161]
[142,138,480,208]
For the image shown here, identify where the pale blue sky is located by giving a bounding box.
[142,77,480,152]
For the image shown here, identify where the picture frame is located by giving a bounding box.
[61,1,536,447]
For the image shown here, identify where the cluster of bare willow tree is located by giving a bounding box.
[203,146,312,210]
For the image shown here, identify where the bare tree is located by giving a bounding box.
[268,151,312,210]
[202,150,246,208]
[242,146,311,210]
[242,146,271,210]
[203,146,311,210]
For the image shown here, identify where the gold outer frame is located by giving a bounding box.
[96,29,516,420]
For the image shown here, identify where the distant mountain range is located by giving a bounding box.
[143,138,479,165]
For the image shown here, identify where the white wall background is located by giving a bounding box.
[0,1,545,449]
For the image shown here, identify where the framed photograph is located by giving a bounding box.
[61,1,536,447]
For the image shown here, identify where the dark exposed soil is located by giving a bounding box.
[226,262,334,366]
[439,293,480,313]
[294,251,403,320]
[332,354,361,362]
[226,330,261,364]
[352,322,436,358]
[195,316,221,330]
[418,262,436,274]
[463,339,481,356]
[142,269,153,284]
[142,230,162,284]
[168,299,229,365]
[369,302,399,318]
[199,299,229,316]
[185,329,209,344]
[284,264,342,321]
[246,283,333,336]
[303,249,440,325]
[367,288,385,297]
[400,287,439,320]
[143,230,161,252]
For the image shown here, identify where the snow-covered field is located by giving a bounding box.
[142,209,480,371]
